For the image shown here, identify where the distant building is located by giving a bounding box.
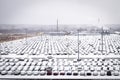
[46,31,69,36]
[115,31,120,35]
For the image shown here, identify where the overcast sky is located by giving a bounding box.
[0,0,120,25]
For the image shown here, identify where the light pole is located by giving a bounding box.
[0,44,1,58]
[40,32,43,42]
[57,19,58,33]
[25,28,28,45]
[66,42,70,60]
[101,26,104,54]
[98,18,104,54]
[77,29,81,61]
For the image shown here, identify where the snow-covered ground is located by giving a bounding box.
[0,34,120,79]
[0,34,120,57]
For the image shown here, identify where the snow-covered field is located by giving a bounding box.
[0,34,120,79]
[0,34,120,56]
